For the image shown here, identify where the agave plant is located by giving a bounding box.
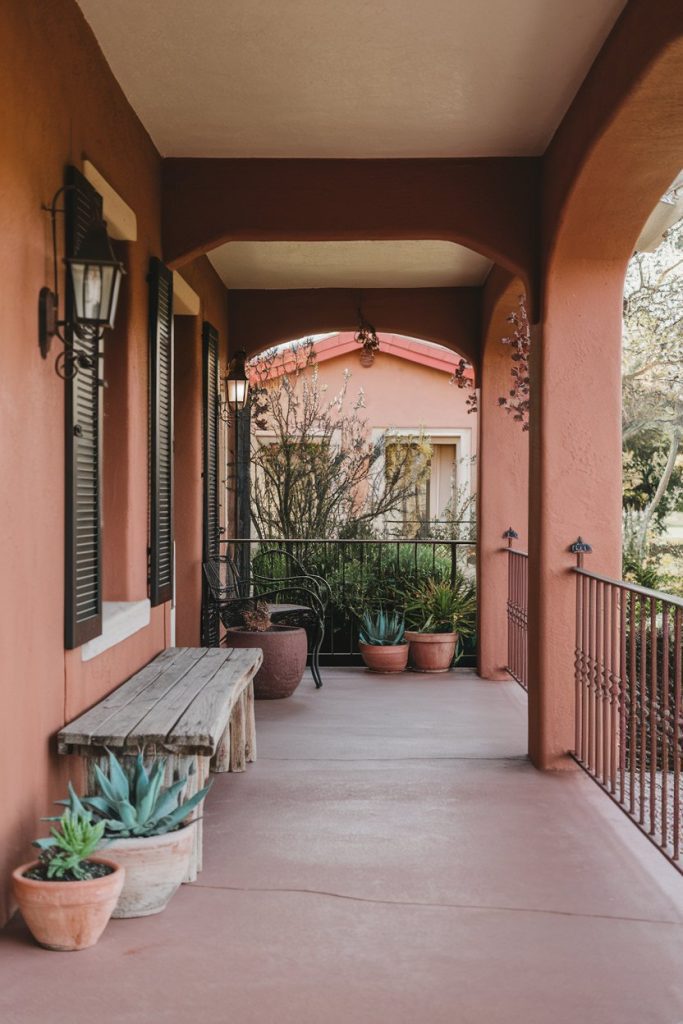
[33,811,106,880]
[358,608,406,646]
[54,750,211,839]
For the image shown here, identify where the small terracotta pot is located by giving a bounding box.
[359,642,409,674]
[405,632,458,673]
[12,858,124,951]
[104,821,197,918]
[224,625,308,699]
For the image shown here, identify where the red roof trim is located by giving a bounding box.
[251,332,473,381]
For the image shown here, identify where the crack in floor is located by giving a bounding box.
[257,754,530,763]
[190,881,683,927]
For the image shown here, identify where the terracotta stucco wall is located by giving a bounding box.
[173,259,230,647]
[0,1,228,922]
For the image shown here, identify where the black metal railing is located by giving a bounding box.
[571,538,683,871]
[504,528,528,690]
[221,537,477,666]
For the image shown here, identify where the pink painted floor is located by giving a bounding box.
[3,669,683,1023]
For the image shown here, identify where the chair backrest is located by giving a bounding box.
[252,547,308,581]
[203,553,247,600]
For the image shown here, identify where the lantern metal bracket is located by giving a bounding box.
[38,185,101,380]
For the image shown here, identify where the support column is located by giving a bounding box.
[477,271,529,681]
[527,264,623,769]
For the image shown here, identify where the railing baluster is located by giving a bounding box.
[629,589,637,816]
[609,585,619,794]
[639,596,647,826]
[661,604,670,850]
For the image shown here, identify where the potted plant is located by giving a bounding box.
[224,601,308,699]
[12,811,124,951]
[404,576,476,673]
[55,750,211,918]
[358,609,408,673]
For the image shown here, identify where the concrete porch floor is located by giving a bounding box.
[3,668,683,1023]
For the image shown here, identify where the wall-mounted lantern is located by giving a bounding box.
[224,349,250,414]
[39,186,125,379]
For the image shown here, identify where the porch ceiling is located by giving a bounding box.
[75,0,625,159]
[208,240,492,289]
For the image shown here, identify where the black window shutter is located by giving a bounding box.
[64,167,104,649]
[148,258,174,607]
[201,321,221,646]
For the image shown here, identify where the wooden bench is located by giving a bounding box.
[58,646,262,881]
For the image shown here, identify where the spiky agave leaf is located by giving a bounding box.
[153,783,212,834]
[105,748,133,803]
[134,752,150,807]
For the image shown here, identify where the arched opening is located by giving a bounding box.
[221,328,483,671]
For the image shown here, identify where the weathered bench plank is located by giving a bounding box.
[170,649,259,752]
[59,648,261,755]
[58,647,202,751]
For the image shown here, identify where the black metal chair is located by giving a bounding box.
[203,549,330,689]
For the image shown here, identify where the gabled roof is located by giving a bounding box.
[252,333,474,382]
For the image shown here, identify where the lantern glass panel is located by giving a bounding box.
[227,376,249,410]
[69,261,122,328]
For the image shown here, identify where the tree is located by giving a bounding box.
[248,344,432,539]
[622,218,683,558]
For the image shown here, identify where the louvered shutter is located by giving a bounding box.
[148,258,174,606]
[64,167,103,649]
[201,322,221,646]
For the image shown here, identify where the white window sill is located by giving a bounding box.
[80,599,151,662]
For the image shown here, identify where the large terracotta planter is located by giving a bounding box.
[104,821,197,918]
[405,631,458,673]
[224,625,307,698]
[359,642,409,674]
[12,858,124,951]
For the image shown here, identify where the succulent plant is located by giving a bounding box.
[33,811,106,880]
[358,608,406,646]
[404,576,476,635]
[53,750,211,839]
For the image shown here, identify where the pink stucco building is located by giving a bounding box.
[251,332,478,535]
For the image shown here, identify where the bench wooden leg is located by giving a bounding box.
[230,692,247,772]
[245,681,257,763]
[179,753,208,883]
[211,721,231,773]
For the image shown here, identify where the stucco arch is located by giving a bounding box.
[228,287,482,369]
[162,157,540,304]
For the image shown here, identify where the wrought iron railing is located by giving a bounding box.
[504,528,529,690]
[221,537,477,666]
[571,539,683,870]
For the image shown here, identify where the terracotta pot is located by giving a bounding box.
[405,631,459,673]
[104,820,197,918]
[12,858,124,951]
[224,625,308,699]
[359,642,408,674]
